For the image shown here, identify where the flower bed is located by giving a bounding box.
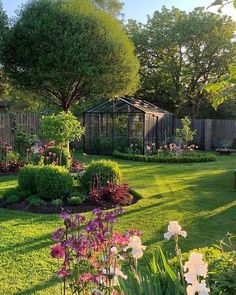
[113,150,217,163]
[0,159,141,214]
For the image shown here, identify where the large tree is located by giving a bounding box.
[3,0,139,112]
[127,7,236,118]
[0,1,10,99]
[92,0,124,18]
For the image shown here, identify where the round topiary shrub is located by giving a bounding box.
[43,147,71,168]
[80,160,123,191]
[18,165,41,194]
[35,165,73,199]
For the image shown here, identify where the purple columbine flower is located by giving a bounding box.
[92,208,102,216]
[59,211,71,220]
[56,268,71,278]
[75,214,85,223]
[105,212,117,223]
[51,228,65,241]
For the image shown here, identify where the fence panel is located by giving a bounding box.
[0,113,40,144]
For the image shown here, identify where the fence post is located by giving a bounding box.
[204,119,212,150]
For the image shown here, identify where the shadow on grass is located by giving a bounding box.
[14,277,58,295]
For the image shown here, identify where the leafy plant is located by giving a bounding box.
[51,198,63,207]
[89,182,133,205]
[26,195,46,207]
[175,117,196,148]
[67,196,83,206]
[18,165,41,194]
[40,112,84,164]
[35,165,73,199]
[6,194,20,204]
[2,187,20,200]
[43,147,71,168]
[119,249,185,295]
[13,124,35,157]
[80,159,123,191]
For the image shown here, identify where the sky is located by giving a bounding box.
[2,0,236,22]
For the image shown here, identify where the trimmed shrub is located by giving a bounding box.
[80,160,122,191]
[18,165,41,194]
[44,147,71,167]
[6,194,20,204]
[2,187,20,200]
[35,165,73,199]
[113,150,217,163]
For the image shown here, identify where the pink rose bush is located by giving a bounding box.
[51,208,144,295]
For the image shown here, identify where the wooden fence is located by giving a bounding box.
[0,113,236,150]
[173,118,236,150]
[0,113,40,144]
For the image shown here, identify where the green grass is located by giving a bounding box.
[1,154,236,294]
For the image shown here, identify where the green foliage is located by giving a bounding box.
[2,187,20,200]
[68,195,84,206]
[127,7,236,118]
[35,165,73,199]
[119,249,184,294]
[92,0,124,18]
[205,66,236,109]
[26,195,46,207]
[6,150,19,163]
[6,194,20,204]
[113,150,217,163]
[40,112,84,146]
[3,0,139,112]
[178,247,236,295]
[175,117,196,146]
[44,147,71,168]
[80,159,122,190]
[13,124,35,156]
[51,198,63,207]
[18,165,40,194]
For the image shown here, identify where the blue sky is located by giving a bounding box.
[2,0,236,22]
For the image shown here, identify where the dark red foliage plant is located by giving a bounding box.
[89,182,133,205]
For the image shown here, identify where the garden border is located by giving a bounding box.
[113,151,217,163]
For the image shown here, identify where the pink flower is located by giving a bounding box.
[53,153,57,157]
[56,268,71,278]
[49,152,52,156]
[46,156,49,160]
[51,243,65,259]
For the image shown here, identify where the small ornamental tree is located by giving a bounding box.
[40,112,84,163]
[175,116,196,148]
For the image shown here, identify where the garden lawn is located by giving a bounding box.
[1,154,236,294]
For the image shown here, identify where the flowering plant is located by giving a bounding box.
[51,208,145,295]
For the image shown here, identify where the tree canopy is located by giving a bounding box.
[127,7,236,118]
[0,1,10,99]
[92,0,124,18]
[3,0,139,112]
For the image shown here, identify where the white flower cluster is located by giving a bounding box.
[184,253,210,295]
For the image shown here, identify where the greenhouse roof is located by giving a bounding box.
[85,97,172,115]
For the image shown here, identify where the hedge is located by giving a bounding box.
[113,151,217,163]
